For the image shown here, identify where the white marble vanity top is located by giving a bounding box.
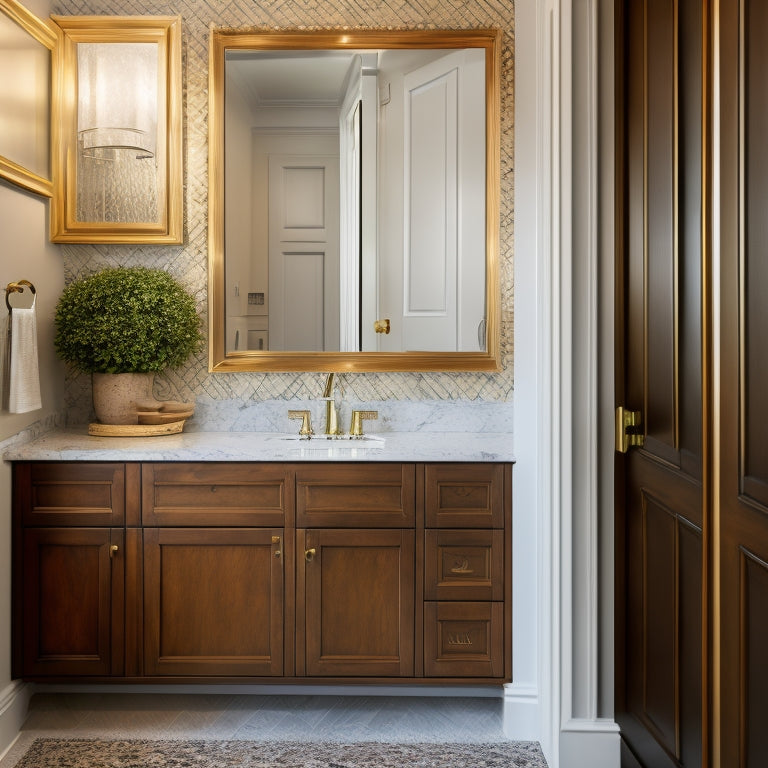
[2,429,515,463]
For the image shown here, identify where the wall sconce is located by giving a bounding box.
[77,42,158,160]
[51,16,182,243]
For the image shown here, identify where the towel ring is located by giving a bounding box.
[5,280,37,312]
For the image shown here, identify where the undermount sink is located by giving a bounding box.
[274,434,385,448]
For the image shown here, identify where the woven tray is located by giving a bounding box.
[88,420,186,437]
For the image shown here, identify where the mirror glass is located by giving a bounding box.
[0,0,54,198]
[209,30,501,372]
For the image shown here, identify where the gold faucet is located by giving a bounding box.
[322,372,341,435]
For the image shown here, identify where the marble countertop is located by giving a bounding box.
[2,428,515,463]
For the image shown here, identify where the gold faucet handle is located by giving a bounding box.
[349,410,378,437]
[288,410,314,437]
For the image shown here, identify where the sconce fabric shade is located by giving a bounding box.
[77,42,158,158]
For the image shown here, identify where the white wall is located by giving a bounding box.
[0,182,65,756]
[514,1,619,766]
[0,4,61,756]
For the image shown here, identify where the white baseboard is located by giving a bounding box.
[502,683,539,742]
[559,718,621,768]
[0,681,32,761]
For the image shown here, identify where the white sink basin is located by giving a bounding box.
[274,434,385,447]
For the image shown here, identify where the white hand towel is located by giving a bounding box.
[2,300,42,414]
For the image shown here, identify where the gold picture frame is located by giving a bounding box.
[208,28,502,372]
[0,0,55,198]
[50,15,183,243]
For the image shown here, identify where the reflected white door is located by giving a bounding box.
[379,48,486,352]
[268,155,339,351]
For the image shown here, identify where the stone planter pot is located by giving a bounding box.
[92,372,156,425]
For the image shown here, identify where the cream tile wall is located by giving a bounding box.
[54,0,514,423]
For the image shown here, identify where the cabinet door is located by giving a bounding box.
[18,527,124,677]
[299,528,414,676]
[143,528,284,676]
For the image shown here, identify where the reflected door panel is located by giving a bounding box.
[268,155,339,351]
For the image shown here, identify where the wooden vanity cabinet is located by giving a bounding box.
[12,462,135,678]
[143,527,284,676]
[13,460,511,684]
[141,463,289,677]
[296,465,416,677]
[422,463,510,678]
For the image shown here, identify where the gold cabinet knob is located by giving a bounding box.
[109,544,119,559]
[304,547,316,562]
[374,318,390,334]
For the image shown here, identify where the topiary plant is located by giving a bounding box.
[54,267,203,374]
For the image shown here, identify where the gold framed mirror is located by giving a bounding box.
[50,15,183,243]
[209,28,501,372]
[0,0,55,198]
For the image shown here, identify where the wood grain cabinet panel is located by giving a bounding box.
[424,529,504,601]
[142,463,290,527]
[299,528,414,676]
[296,464,415,528]
[13,460,511,684]
[143,527,284,676]
[424,601,504,677]
[424,464,505,528]
[18,527,124,677]
[15,462,128,527]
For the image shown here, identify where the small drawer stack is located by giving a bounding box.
[423,463,510,678]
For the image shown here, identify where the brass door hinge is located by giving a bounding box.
[615,406,645,453]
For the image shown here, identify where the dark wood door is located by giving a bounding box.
[717,1,768,763]
[18,527,125,677]
[616,1,705,765]
[143,527,284,676]
[298,528,414,677]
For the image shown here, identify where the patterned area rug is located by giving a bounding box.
[11,739,548,767]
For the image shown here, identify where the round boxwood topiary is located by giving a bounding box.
[54,267,203,374]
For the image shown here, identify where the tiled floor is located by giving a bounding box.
[0,692,510,766]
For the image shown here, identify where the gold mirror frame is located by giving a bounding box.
[0,0,55,198]
[50,15,183,243]
[208,28,501,373]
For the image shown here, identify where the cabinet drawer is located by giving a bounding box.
[425,530,504,601]
[142,463,290,526]
[424,602,504,678]
[14,462,127,526]
[296,464,415,527]
[424,464,506,528]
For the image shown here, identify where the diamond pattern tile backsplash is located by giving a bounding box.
[55,0,514,424]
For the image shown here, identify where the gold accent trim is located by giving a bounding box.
[49,15,183,243]
[208,28,502,372]
[701,0,714,762]
[0,0,55,197]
